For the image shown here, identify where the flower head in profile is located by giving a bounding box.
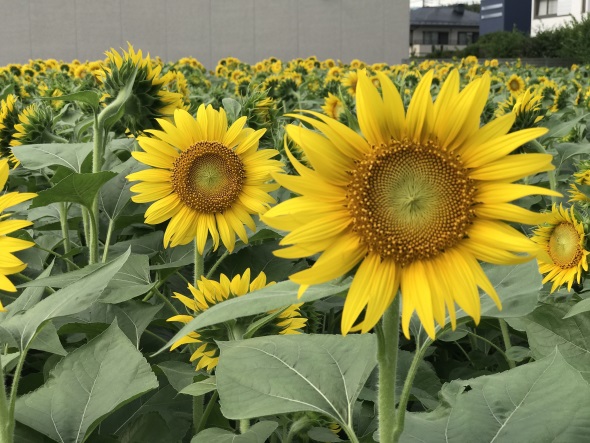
[98,44,185,134]
[167,269,307,371]
[262,69,557,339]
[533,204,589,292]
[569,161,590,204]
[0,94,21,165]
[10,102,56,150]
[0,159,37,304]
[497,87,545,131]
[321,93,345,120]
[127,105,282,253]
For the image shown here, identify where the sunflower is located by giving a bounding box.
[506,74,525,95]
[262,70,557,339]
[127,105,282,253]
[97,44,184,135]
[10,102,56,148]
[167,269,307,371]
[0,94,20,165]
[533,204,589,292]
[496,88,545,131]
[0,158,37,303]
[321,93,344,120]
[568,163,590,203]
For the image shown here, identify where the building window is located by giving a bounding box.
[458,32,479,45]
[423,31,449,45]
[536,0,558,17]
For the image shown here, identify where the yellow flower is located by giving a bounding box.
[127,105,282,253]
[0,94,20,165]
[262,70,557,339]
[341,71,359,96]
[533,205,589,292]
[167,269,307,371]
[0,159,36,302]
[506,74,525,95]
[321,93,344,120]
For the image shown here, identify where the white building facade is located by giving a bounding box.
[531,0,589,35]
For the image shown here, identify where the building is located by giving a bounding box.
[480,0,532,35]
[531,0,589,35]
[410,5,480,56]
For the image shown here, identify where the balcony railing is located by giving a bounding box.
[410,39,475,46]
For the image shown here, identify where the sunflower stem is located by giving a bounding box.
[239,419,250,434]
[87,207,99,265]
[206,250,229,279]
[102,218,115,263]
[0,353,12,443]
[377,297,400,443]
[529,139,557,203]
[89,112,106,265]
[6,347,28,441]
[59,202,72,271]
[498,319,516,369]
[196,391,218,434]
[192,239,206,434]
[391,339,431,443]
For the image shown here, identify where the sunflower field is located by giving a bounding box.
[1,45,590,443]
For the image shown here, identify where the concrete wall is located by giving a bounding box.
[0,0,409,68]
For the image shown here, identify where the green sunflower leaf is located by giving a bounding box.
[156,279,350,354]
[523,302,590,371]
[191,421,278,443]
[30,170,117,210]
[11,142,93,173]
[0,249,130,350]
[15,322,158,443]
[179,377,216,396]
[215,334,376,427]
[39,90,100,112]
[400,349,590,443]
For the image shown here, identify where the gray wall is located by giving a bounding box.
[0,0,409,68]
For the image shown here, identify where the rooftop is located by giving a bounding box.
[410,5,480,27]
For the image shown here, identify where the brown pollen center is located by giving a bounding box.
[347,139,476,267]
[549,222,583,269]
[171,141,245,213]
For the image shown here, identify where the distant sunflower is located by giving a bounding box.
[0,94,20,165]
[506,74,525,95]
[167,269,307,371]
[0,158,37,302]
[127,105,281,253]
[321,93,344,120]
[263,70,557,338]
[10,102,55,148]
[533,204,589,292]
[98,44,184,134]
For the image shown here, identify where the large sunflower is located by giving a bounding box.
[262,70,557,338]
[532,204,589,292]
[0,158,37,304]
[127,105,282,253]
[167,269,307,371]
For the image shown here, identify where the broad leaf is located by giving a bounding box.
[15,323,158,443]
[401,350,590,442]
[179,377,216,396]
[216,334,376,426]
[191,421,278,443]
[524,303,590,371]
[31,171,117,209]
[0,250,130,350]
[41,90,100,111]
[98,164,136,221]
[159,279,350,353]
[11,143,93,173]
[157,361,197,392]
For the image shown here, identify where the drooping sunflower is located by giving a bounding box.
[10,102,56,149]
[532,204,589,292]
[506,74,525,95]
[262,70,558,339]
[127,105,282,253]
[0,158,37,304]
[167,269,307,371]
[97,44,185,135]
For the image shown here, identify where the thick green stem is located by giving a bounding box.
[59,203,72,271]
[192,239,206,434]
[102,218,115,263]
[341,423,360,443]
[196,391,218,434]
[206,250,229,279]
[0,353,12,443]
[87,208,99,265]
[498,319,516,369]
[5,348,28,441]
[81,206,90,253]
[377,297,400,443]
[391,341,430,442]
[239,419,250,434]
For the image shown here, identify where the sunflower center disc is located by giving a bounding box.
[347,139,476,266]
[171,141,245,213]
[549,223,583,269]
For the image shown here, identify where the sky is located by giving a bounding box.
[410,0,480,7]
